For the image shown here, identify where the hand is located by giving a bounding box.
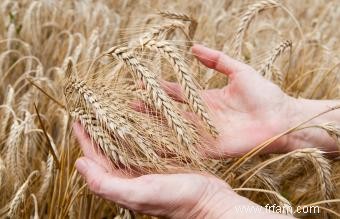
[73,123,236,218]
[160,45,340,157]
[73,123,292,219]
[159,45,294,157]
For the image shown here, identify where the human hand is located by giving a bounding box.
[73,123,292,219]
[159,45,340,157]
[158,45,294,157]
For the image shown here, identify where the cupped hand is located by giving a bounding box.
[160,45,294,157]
[73,123,244,218]
[73,123,292,219]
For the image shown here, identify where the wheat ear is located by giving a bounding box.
[68,80,160,161]
[260,40,292,79]
[72,107,164,171]
[143,40,218,136]
[5,119,25,182]
[137,21,185,47]
[107,46,195,147]
[71,107,128,167]
[158,11,197,40]
[291,148,334,203]
[7,170,39,218]
[233,0,280,58]
[0,85,15,143]
[37,154,54,201]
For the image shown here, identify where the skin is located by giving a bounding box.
[74,44,340,218]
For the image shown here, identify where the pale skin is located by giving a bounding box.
[74,44,340,218]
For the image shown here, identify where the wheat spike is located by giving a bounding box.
[4,118,26,183]
[37,154,54,201]
[291,148,334,203]
[137,21,185,47]
[0,85,15,143]
[260,40,292,79]
[158,11,197,40]
[71,107,129,167]
[72,107,166,171]
[142,40,218,136]
[158,11,192,21]
[233,0,280,58]
[7,170,39,218]
[67,80,160,162]
[107,46,196,148]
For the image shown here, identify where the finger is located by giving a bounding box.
[73,122,111,169]
[160,80,186,103]
[73,122,97,157]
[192,44,248,78]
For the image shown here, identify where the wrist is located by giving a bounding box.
[187,178,240,219]
[186,177,294,219]
[280,97,339,154]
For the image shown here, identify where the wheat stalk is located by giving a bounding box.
[233,188,293,215]
[30,194,39,219]
[142,40,218,136]
[233,0,280,58]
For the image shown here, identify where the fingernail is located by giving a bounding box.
[76,158,88,173]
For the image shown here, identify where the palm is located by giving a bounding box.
[201,68,290,156]
[163,45,292,157]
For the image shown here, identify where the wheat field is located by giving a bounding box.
[0,0,339,218]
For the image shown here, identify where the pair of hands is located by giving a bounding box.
[74,45,338,218]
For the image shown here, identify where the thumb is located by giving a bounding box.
[192,44,251,79]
